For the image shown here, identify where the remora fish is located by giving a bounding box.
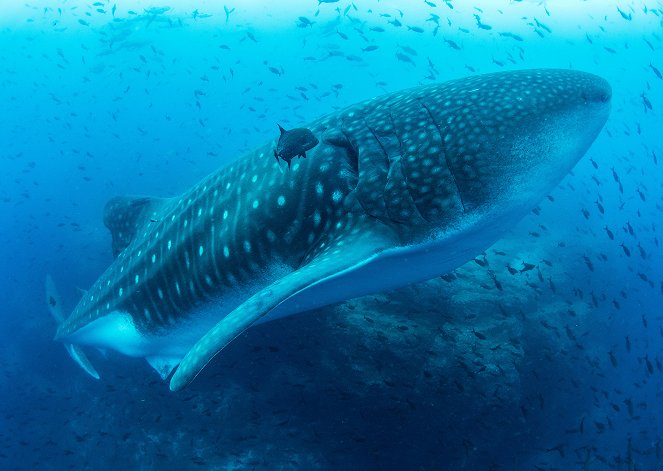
[50,69,611,391]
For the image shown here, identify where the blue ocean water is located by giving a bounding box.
[1,1,661,469]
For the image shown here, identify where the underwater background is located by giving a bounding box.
[1,0,662,469]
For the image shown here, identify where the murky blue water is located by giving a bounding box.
[1,1,661,469]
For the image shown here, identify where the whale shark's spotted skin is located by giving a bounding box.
[54,69,611,390]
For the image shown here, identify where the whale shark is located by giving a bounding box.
[49,69,611,391]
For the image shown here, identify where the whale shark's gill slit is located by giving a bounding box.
[323,126,359,178]
[339,129,359,177]
[386,112,404,157]
[417,99,466,213]
[362,120,390,171]
[387,112,429,223]
[362,120,393,221]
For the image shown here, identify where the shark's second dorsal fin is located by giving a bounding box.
[103,196,166,257]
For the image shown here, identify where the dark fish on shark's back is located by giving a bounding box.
[274,124,319,169]
[48,69,611,392]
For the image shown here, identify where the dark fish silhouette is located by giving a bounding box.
[274,124,319,169]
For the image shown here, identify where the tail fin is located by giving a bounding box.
[46,275,100,380]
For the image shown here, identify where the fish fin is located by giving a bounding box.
[103,195,168,257]
[277,123,287,135]
[46,275,100,380]
[146,356,181,380]
[64,344,100,380]
[169,218,396,391]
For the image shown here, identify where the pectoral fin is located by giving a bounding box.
[65,344,101,380]
[169,217,396,391]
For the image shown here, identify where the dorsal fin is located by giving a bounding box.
[277,123,287,135]
[103,196,165,257]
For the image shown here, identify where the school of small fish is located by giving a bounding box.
[0,1,661,470]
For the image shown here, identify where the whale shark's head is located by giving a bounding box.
[429,69,610,215]
[346,69,611,232]
[410,69,611,225]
